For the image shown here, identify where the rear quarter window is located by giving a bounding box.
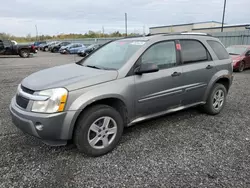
[207,40,229,60]
[179,40,209,64]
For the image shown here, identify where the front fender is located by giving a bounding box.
[64,76,135,139]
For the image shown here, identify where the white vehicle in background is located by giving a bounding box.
[11,40,18,45]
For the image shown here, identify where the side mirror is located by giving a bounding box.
[135,63,159,75]
[246,51,250,56]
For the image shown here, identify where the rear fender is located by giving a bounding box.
[203,70,232,101]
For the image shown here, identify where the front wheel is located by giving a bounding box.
[74,105,124,157]
[201,83,227,115]
[19,49,30,58]
[238,61,245,72]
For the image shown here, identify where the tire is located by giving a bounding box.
[19,49,30,58]
[44,47,49,52]
[74,105,124,157]
[238,61,245,72]
[201,83,227,115]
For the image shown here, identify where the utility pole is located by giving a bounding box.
[221,0,227,32]
[125,13,128,36]
[102,26,105,35]
[35,25,38,40]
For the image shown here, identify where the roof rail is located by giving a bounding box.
[180,32,212,36]
[147,32,212,37]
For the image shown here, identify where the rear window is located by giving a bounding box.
[207,40,229,60]
[180,40,208,64]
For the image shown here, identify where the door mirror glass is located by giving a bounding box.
[135,63,159,75]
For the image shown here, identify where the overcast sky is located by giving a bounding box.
[1,0,250,36]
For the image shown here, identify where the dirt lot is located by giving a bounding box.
[0,52,250,188]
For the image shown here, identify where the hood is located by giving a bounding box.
[21,63,118,91]
[60,46,68,50]
[230,55,244,63]
[230,55,241,60]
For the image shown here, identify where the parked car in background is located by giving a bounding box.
[11,40,18,45]
[34,41,46,47]
[34,41,46,51]
[10,33,233,156]
[48,41,61,52]
[78,44,102,57]
[0,39,36,58]
[226,45,250,72]
[40,41,58,51]
[50,41,71,53]
[59,43,85,54]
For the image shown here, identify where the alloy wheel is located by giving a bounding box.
[213,89,225,110]
[87,116,117,149]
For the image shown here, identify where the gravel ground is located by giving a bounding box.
[0,53,250,188]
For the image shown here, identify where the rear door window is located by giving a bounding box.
[207,40,229,60]
[180,40,209,64]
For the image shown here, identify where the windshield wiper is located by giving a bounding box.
[84,65,102,69]
[229,53,239,55]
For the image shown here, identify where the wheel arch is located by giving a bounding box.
[203,70,232,101]
[67,96,129,140]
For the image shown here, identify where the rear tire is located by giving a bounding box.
[201,83,227,115]
[44,47,49,52]
[74,105,124,157]
[19,49,30,58]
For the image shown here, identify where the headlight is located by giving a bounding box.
[31,88,68,113]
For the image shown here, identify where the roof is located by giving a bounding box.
[149,21,222,29]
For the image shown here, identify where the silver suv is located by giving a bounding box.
[10,33,233,156]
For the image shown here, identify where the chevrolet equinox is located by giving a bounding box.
[10,33,233,156]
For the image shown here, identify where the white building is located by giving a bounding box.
[149,21,250,34]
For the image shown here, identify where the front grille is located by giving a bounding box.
[16,95,29,109]
[21,85,34,94]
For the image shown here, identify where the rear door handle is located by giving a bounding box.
[171,72,181,77]
[206,65,213,69]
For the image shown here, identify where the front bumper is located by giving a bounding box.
[9,97,77,146]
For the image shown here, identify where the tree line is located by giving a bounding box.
[0,31,140,43]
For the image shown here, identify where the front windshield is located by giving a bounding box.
[80,40,145,70]
[226,46,247,55]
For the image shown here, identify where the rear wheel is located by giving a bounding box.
[74,105,124,157]
[238,61,245,72]
[19,49,30,58]
[201,83,227,115]
[44,47,49,52]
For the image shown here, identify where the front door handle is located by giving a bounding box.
[206,65,213,69]
[171,72,181,77]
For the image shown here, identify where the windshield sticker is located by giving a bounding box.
[130,41,145,45]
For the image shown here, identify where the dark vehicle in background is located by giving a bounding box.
[40,41,58,51]
[50,41,71,53]
[77,44,102,57]
[48,41,61,52]
[226,45,250,72]
[0,39,36,58]
[34,41,46,51]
